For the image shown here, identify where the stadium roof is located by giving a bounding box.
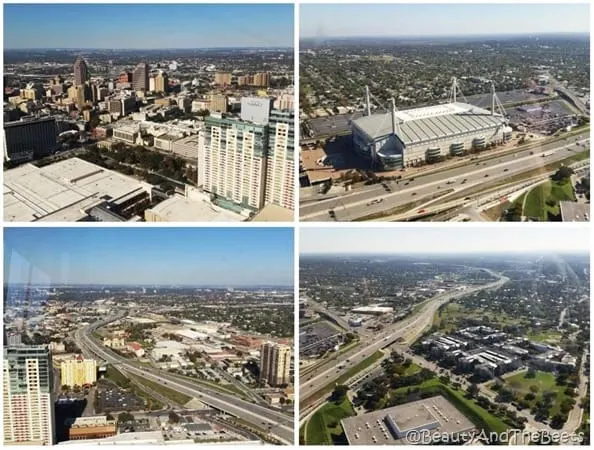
[352,102,505,145]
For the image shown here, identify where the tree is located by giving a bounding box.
[525,367,536,379]
[467,383,479,398]
[529,384,539,393]
[106,413,115,421]
[118,412,134,424]
[61,384,70,391]
[168,411,180,423]
[331,385,349,403]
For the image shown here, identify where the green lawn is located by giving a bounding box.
[523,179,576,220]
[503,370,571,416]
[437,303,529,333]
[403,363,421,376]
[305,397,355,445]
[526,329,563,345]
[128,374,192,406]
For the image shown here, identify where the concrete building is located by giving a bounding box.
[259,342,291,387]
[252,72,270,87]
[133,63,149,92]
[352,100,509,169]
[214,72,231,86]
[171,133,201,160]
[201,114,268,211]
[113,124,140,145]
[154,72,168,93]
[153,134,178,152]
[4,116,58,163]
[3,346,55,445]
[4,157,153,222]
[241,97,274,125]
[210,94,228,113]
[265,108,294,210]
[68,416,117,441]
[73,57,89,86]
[60,355,97,388]
[341,396,474,445]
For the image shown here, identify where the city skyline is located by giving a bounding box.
[4,227,294,286]
[300,226,590,254]
[300,3,590,38]
[4,4,294,49]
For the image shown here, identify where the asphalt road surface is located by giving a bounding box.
[300,133,589,221]
[75,319,294,444]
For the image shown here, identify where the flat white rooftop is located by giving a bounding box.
[4,157,152,222]
[145,194,244,222]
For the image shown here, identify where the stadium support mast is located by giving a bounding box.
[452,77,457,103]
[391,97,398,135]
[491,82,495,116]
[365,85,371,116]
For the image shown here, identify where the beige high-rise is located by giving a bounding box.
[259,342,291,387]
[60,356,97,388]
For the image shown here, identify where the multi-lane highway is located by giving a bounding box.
[300,132,589,221]
[300,271,508,412]
[75,318,294,444]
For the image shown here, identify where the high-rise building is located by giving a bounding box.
[60,355,97,388]
[3,116,57,163]
[73,57,89,86]
[214,72,231,86]
[119,72,132,83]
[201,115,268,210]
[209,94,228,113]
[265,109,294,210]
[252,72,271,87]
[155,72,169,93]
[259,342,291,387]
[238,75,251,86]
[3,346,55,445]
[133,63,149,92]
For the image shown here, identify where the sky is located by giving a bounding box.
[4,227,294,286]
[300,226,590,255]
[4,4,294,49]
[300,3,590,38]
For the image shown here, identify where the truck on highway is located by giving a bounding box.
[541,151,553,157]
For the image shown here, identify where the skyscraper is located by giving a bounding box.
[155,72,169,93]
[60,355,97,388]
[133,63,149,92]
[3,346,55,445]
[259,342,291,387]
[73,57,89,86]
[265,109,295,210]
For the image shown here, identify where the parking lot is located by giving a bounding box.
[96,379,146,413]
[300,321,343,357]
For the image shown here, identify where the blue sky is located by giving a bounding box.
[4,4,294,49]
[300,226,589,254]
[4,227,294,286]
[301,3,590,38]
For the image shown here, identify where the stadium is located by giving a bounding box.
[351,80,512,170]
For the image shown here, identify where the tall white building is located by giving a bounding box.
[265,109,294,210]
[3,346,55,445]
[259,342,291,387]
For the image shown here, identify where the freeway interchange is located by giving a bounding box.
[300,270,508,415]
[74,317,294,444]
[300,131,589,221]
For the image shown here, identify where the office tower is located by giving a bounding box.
[3,346,55,445]
[201,115,268,210]
[68,84,89,107]
[119,72,132,83]
[209,94,228,113]
[133,63,149,92]
[259,342,291,387]
[155,72,168,93]
[60,356,97,388]
[265,109,295,210]
[238,75,251,86]
[214,72,231,86]
[73,57,89,86]
[3,116,58,163]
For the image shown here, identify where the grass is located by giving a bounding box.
[502,370,572,416]
[523,178,576,220]
[403,363,422,376]
[436,303,530,333]
[526,329,564,344]
[305,397,355,445]
[301,351,384,407]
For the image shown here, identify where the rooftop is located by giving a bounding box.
[145,194,244,222]
[559,201,589,222]
[250,204,294,222]
[341,395,475,445]
[4,158,152,222]
[352,102,505,145]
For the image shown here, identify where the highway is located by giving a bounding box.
[300,132,589,221]
[300,271,508,412]
[75,318,294,444]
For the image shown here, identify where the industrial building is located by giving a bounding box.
[351,306,394,316]
[351,80,511,169]
[4,157,153,222]
[3,346,56,445]
[341,396,475,445]
[67,416,117,441]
